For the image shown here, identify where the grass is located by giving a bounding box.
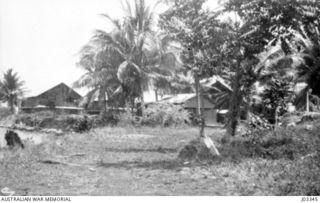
[0,124,319,195]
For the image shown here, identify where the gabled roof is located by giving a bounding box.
[157,93,215,109]
[159,93,196,104]
[200,75,232,92]
[36,83,82,99]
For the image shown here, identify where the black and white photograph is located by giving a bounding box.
[0,0,319,198]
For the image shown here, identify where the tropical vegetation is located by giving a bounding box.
[0,69,25,114]
[74,0,320,139]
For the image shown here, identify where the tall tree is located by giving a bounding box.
[91,0,181,115]
[74,42,121,114]
[160,0,231,116]
[0,69,25,114]
[221,0,320,138]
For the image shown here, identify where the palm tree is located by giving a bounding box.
[74,42,121,114]
[0,69,25,114]
[145,32,186,100]
[293,37,320,110]
[92,0,181,115]
[256,27,320,111]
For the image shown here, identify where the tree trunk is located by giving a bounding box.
[306,89,310,112]
[245,94,251,122]
[195,73,204,136]
[195,71,220,156]
[226,67,242,141]
[139,85,145,116]
[8,96,15,114]
[99,86,107,115]
[195,73,201,117]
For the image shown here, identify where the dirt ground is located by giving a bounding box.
[0,126,296,195]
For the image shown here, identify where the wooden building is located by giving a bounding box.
[21,83,83,114]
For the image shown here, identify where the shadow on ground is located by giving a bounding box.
[96,159,207,170]
[104,147,178,153]
[97,159,181,170]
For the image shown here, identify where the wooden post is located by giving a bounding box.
[155,89,159,102]
[306,89,312,113]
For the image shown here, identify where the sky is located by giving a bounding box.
[0,0,219,100]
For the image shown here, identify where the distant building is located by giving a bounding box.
[21,83,83,114]
[154,93,220,125]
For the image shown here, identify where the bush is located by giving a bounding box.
[0,107,11,118]
[93,111,119,127]
[178,138,217,163]
[228,126,319,160]
[72,116,93,133]
[141,103,190,127]
[15,111,95,132]
[15,111,56,127]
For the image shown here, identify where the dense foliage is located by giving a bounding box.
[141,103,190,127]
[261,78,293,123]
[117,103,190,127]
[73,0,320,138]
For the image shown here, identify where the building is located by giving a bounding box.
[157,93,219,125]
[21,83,83,114]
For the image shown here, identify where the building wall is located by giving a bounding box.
[203,109,217,125]
[22,83,82,108]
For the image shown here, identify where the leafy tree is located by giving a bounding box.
[0,69,25,114]
[261,78,292,123]
[160,0,229,78]
[160,0,231,128]
[221,0,320,138]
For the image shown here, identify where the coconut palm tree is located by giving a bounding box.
[91,0,181,115]
[0,69,25,114]
[74,42,121,113]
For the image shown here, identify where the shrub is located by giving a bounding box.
[0,107,11,118]
[178,138,217,163]
[229,126,318,160]
[141,103,190,127]
[93,111,119,127]
[15,111,56,127]
[72,116,93,133]
[15,111,95,132]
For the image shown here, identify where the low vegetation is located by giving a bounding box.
[0,116,319,195]
[118,103,190,127]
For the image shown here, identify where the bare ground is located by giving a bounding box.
[0,126,304,195]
